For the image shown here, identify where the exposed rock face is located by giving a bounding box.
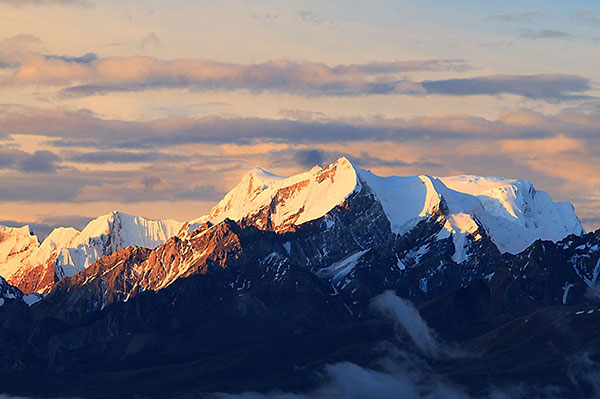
[8,255,57,295]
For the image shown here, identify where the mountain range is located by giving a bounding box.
[0,156,599,398]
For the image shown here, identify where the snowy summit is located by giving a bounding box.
[184,156,583,256]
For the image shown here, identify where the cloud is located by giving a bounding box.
[519,29,570,40]
[58,85,134,97]
[0,35,47,57]
[278,109,326,122]
[74,179,225,203]
[0,175,84,202]
[44,52,98,64]
[210,294,580,399]
[66,150,185,164]
[2,106,599,151]
[252,12,279,21]
[141,176,161,191]
[0,147,63,173]
[18,150,62,173]
[499,135,584,155]
[138,33,162,50]
[331,60,471,75]
[371,291,440,356]
[421,74,590,101]
[0,158,227,204]
[296,10,337,27]
[209,359,574,399]
[0,105,597,231]
[292,148,327,168]
[269,148,440,170]
[173,185,224,201]
[567,353,600,397]
[0,48,589,102]
[351,152,440,169]
[0,50,468,97]
[487,12,545,22]
[211,360,468,399]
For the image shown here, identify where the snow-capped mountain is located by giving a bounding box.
[0,211,182,293]
[30,157,585,314]
[0,157,583,296]
[183,156,583,255]
[0,156,597,398]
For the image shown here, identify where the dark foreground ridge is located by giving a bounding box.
[1,163,599,398]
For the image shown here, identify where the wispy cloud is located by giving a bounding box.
[44,52,97,64]
[66,150,185,164]
[296,10,337,27]
[2,105,599,150]
[57,69,593,102]
[422,74,589,101]
[372,291,441,356]
[0,46,469,96]
[138,33,162,50]
[519,29,570,40]
[487,11,545,23]
[0,42,591,102]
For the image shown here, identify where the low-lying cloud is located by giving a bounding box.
[211,361,468,399]
[371,291,440,356]
[210,292,595,399]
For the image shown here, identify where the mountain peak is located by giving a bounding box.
[184,157,360,233]
[184,156,583,255]
[335,155,353,165]
[1,211,184,293]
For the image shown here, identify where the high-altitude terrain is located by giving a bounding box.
[1,157,598,398]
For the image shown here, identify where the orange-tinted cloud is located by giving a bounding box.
[0,45,593,101]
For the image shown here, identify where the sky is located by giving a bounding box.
[0,0,599,237]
